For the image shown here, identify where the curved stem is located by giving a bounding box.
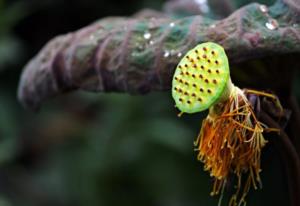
[260,111,300,206]
[287,95,300,156]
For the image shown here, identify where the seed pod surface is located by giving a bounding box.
[172,42,230,113]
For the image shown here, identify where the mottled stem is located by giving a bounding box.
[18,0,300,110]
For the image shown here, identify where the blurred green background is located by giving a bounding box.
[0,0,297,205]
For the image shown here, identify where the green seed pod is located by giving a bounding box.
[172,42,230,113]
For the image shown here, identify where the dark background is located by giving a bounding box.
[0,0,298,205]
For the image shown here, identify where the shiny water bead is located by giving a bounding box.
[172,42,230,113]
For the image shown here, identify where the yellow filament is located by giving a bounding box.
[195,87,275,206]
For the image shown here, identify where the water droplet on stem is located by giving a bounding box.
[259,5,268,13]
[164,51,170,58]
[265,19,278,30]
[143,32,151,40]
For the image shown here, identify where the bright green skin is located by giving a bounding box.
[172,42,230,113]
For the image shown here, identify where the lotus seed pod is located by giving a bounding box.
[172,42,230,113]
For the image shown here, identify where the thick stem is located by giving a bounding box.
[260,111,300,206]
[217,78,234,104]
[287,95,300,156]
[209,78,236,117]
[17,0,300,110]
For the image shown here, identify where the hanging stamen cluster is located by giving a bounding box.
[172,42,278,206]
[194,86,268,206]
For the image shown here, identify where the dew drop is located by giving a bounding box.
[194,0,210,13]
[265,19,278,30]
[259,5,268,13]
[149,40,154,45]
[89,35,97,45]
[143,32,151,40]
[195,0,206,4]
[169,22,175,27]
[164,50,170,58]
[89,35,95,41]
[177,52,182,57]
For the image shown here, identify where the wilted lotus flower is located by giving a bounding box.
[172,42,276,206]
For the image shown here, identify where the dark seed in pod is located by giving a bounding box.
[207,89,212,93]
[187,100,191,104]
[198,98,202,101]
[213,79,217,84]
[205,79,209,83]
[200,88,204,92]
